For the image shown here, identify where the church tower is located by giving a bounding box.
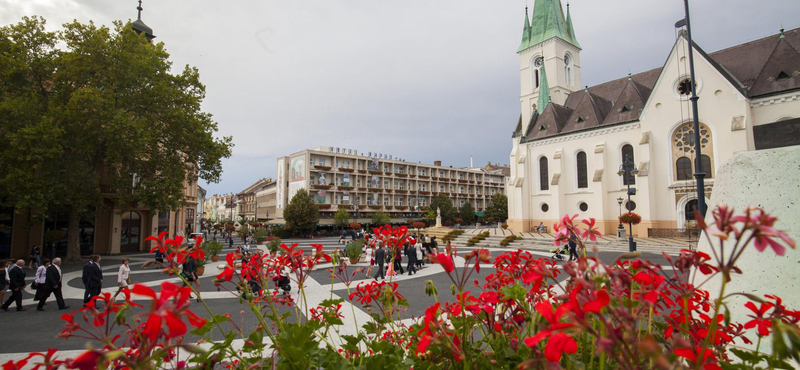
[517,0,581,134]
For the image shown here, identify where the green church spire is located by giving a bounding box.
[517,7,532,52]
[565,3,580,48]
[537,60,551,114]
[517,0,580,52]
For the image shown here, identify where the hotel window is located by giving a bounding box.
[576,151,588,189]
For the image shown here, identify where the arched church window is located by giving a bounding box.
[671,122,714,182]
[533,57,544,89]
[685,199,698,221]
[539,157,549,191]
[576,151,588,189]
[564,53,573,86]
[676,157,692,180]
[701,155,713,179]
[621,144,635,185]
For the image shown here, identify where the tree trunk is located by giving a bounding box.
[65,204,83,263]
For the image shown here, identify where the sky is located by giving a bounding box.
[3,0,798,196]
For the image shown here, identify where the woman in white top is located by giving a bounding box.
[364,246,374,278]
[33,259,51,302]
[113,258,131,300]
[415,240,424,267]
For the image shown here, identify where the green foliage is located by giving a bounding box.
[467,231,490,246]
[486,193,508,222]
[252,228,269,244]
[0,17,233,262]
[236,227,249,239]
[284,188,319,235]
[270,227,292,239]
[202,241,223,256]
[371,211,390,226]
[499,235,519,247]
[458,201,476,225]
[422,210,436,224]
[265,237,281,253]
[429,195,456,222]
[345,239,363,260]
[442,229,465,242]
[333,208,350,230]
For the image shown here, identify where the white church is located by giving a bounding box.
[507,0,800,236]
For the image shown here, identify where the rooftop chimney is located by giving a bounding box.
[434,160,442,166]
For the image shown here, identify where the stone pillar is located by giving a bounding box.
[109,210,122,255]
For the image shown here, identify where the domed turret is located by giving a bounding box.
[131,0,155,41]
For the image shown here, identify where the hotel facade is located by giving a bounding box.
[272,147,507,225]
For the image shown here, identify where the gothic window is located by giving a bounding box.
[685,200,698,221]
[533,57,544,89]
[701,155,713,179]
[676,157,692,180]
[671,122,714,182]
[621,144,636,185]
[576,151,588,189]
[678,78,695,96]
[564,53,573,86]
[539,157,549,191]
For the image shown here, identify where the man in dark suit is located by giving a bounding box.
[1,259,27,311]
[83,254,103,306]
[405,243,417,275]
[37,257,69,311]
[373,244,386,281]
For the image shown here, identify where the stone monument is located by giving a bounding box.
[435,207,442,227]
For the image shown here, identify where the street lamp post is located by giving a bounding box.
[677,0,707,218]
[617,197,624,229]
[617,155,639,252]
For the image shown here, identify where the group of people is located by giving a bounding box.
[1,257,69,312]
[362,235,441,280]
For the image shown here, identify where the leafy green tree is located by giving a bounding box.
[459,201,476,225]
[0,17,232,262]
[423,210,437,224]
[333,208,350,231]
[430,194,456,223]
[487,193,509,222]
[371,211,390,226]
[284,189,319,235]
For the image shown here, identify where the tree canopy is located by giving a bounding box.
[429,195,456,223]
[459,201,476,225]
[486,193,508,222]
[333,208,350,230]
[283,189,319,236]
[371,211,390,226]
[0,17,233,261]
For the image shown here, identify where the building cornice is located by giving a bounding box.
[749,92,800,108]
[525,122,641,147]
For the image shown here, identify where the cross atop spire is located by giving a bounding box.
[137,0,143,20]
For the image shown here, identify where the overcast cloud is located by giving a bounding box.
[3,0,798,196]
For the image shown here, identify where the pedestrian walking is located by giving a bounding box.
[229,237,234,249]
[431,236,439,254]
[182,256,200,302]
[2,259,27,311]
[0,260,8,308]
[416,239,424,267]
[33,258,51,302]
[29,245,41,270]
[36,258,68,311]
[113,258,131,300]
[568,232,579,262]
[405,243,417,275]
[365,245,375,278]
[82,255,103,307]
[154,248,165,268]
[373,244,386,280]
[393,247,404,275]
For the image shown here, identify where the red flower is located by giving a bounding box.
[581,218,602,242]
[524,331,577,362]
[435,253,455,273]
[67,350,102,370]
[744,301,774,336]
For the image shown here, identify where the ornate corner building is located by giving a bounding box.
[507,0,800,235]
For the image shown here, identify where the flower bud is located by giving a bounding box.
[425,280,438,297]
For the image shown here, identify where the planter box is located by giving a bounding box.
[314,165,332,171]
[313,185,331,190]
[409,174,416,178]
[458,179,468,183]
[419,191,430,195]
[358,170,367,173]
[395,173,407,177]
[384,189,393,193]
[317,204,332,209]
[368,188,382,193]
[368,205,382,210]
[430,177,438,181]
[396,206,408,210]
[395,190,407,193]
[368,171,382,175]
[358,187,367,191]
[339,168,354,173]
[339,186,354,190]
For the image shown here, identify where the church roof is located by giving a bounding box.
[518,0,580,52]
[520,27,800,143]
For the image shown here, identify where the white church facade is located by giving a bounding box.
[507,0,800,236]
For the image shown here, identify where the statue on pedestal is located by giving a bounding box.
[435,207,442,227]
